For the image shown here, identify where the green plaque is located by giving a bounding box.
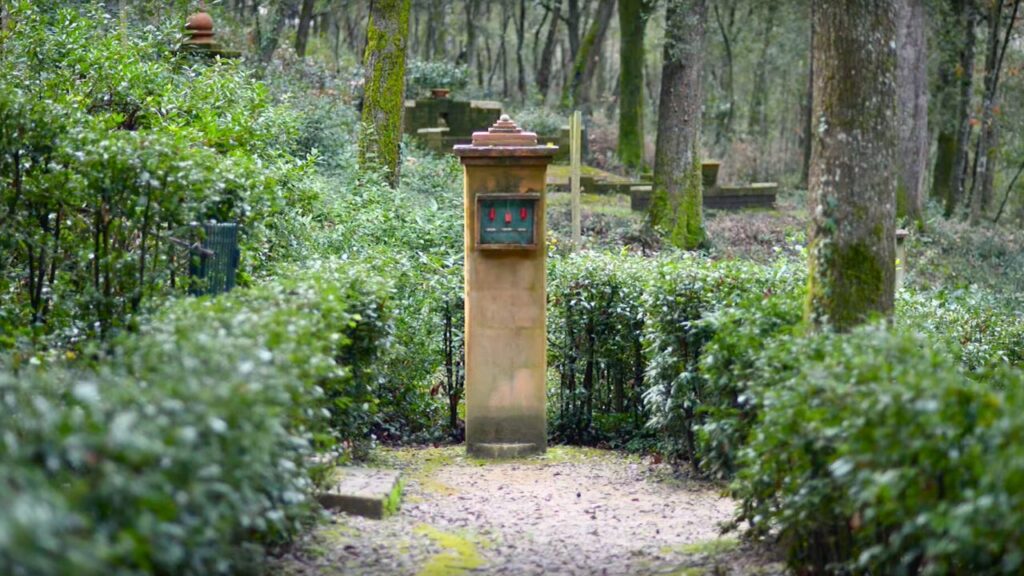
[477,194,539,248]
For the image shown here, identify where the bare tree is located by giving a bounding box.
[536,0,563,100]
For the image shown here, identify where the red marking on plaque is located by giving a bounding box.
[489,207,496,222]
[505,211,512,224]
[520,207,528,220]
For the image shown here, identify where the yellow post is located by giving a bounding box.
[454,115,558,458]
[570,111,583,247]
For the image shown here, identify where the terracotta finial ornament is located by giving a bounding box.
[184,10,216,47]
[470,115,539,147]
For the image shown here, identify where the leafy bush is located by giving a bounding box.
[547,252,649,446]
[693,288,804,478]
[509,106,567,135]
[405,59,469,97]
[0,3,315,348]
[0,260,391,575]
[897,288,1024,372]
[545,251,805,457]
[642,254,805,466]
[304,149,465,439]
[733,327,1024,575]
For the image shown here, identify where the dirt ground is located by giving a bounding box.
[270,446,785,576]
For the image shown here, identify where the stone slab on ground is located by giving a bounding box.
[316,467,402,519]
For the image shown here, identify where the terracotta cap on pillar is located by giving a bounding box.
[453,115,559,160]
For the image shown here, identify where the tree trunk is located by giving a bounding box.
[259,0,290,64]
[970,0,1019,224]
[617,0,650,171]
[516,0,528,102]
[748,2,777,180]
[801,7,814,189]
[466,0,481,86]
[432,0,447,61]
[536,0,563,100]
[359,0,411,187]
[947,0,977,217]
[295,0,316,57]
[501,2,510,98]
[563,0,615,111]
[567,0,582,60]
[807,0,898,331]
[650,0,706,250]
[712,1,738,148]
[895,0,928,226]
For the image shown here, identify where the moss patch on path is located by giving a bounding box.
[414,524,487,576]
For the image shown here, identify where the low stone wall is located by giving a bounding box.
[704,183,778,210]
[405,98,569,161]
[629,182,779,212]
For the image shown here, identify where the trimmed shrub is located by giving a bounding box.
[733,327,1024,575]
[545,251,805,458]
[0,260,391,575]
[547,252,649,447]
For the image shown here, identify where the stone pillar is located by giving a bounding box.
[454,116,557,458]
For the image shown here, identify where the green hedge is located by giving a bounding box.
[547,252,1023,478]
[733,327,1024,574]
[546,251,805,458]
[0,261,391,575]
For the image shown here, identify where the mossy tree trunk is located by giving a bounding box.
[895,0,927,226]
[650,0,706,250]
[258,0,290,64]
[359,0,411,188]
[930,0,965,207]
[562,0,615,112]
[806,0,897,331]
[947,1,977,218]
[536,0,562,101]
[617,0,655,172]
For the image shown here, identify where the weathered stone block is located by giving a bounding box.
[317,467,402,520]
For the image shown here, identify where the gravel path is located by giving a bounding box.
[271,446,784,576]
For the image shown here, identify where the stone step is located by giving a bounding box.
[317,467,402,520]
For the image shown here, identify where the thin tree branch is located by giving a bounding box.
[993,157,1024,223]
